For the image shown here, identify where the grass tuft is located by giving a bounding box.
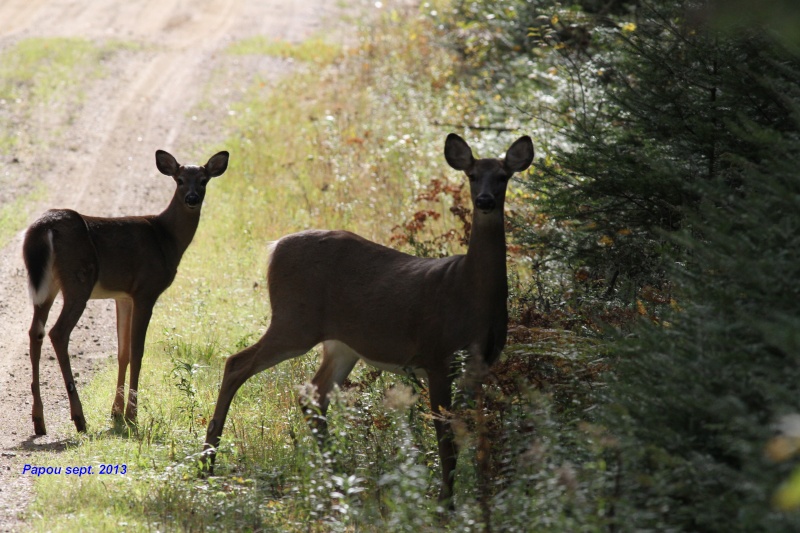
[227,36,342,64]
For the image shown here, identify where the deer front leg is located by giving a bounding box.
[124,300,154,423]
[29,297,55,435]
[202,326,314,472]
[429,368,457,508]
[202,341,265,472]
[112,298,133,420]
[468,350,493,528]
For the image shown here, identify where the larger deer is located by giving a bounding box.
[23,150,229,435]
[202,134,533,504]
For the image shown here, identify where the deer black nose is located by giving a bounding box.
[185,193,201,208]
[475,194,496,211]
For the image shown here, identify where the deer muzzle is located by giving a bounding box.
[475,194,496,212]
[185,193,201,208]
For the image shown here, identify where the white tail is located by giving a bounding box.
[22,149,229,435]
[202,134,533,504]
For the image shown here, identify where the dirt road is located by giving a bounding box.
[0,1,337,528]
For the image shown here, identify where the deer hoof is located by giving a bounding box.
[198,464,214,478]
[198,445,217,477]
[111,402,124,417]
[437,491,455,512]
[32,416,47,436]
[72,415,87,433]
[124,407,137,423]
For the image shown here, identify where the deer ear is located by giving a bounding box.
[444,133,475,171]
[205,151,229,178]
[155,150,179,176]
[503,136,534,173]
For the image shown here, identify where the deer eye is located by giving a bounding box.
[200,179,208,187]
[176,178,184,186]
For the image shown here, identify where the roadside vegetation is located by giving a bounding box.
[18,1,800,532]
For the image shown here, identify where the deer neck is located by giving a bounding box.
[464,211,508,303]
[154,196,201,261]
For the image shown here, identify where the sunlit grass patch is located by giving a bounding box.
[227,36,341,65]
[0,183,43,247]
[0,37,134,103]
[0,37,98,102]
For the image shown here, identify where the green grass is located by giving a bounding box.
[0,37,97,102]
[227,36,342,64]
[0,183,44,247]
[0,37,133,103]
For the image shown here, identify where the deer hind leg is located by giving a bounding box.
[49,287,93,433]
[112,298,133,420]
[303,340,360,441]
[29,294,56,435]
[202,323,316,471]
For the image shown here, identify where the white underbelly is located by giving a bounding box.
[89,283,130,300]
[323,340,428,380]
[359,356,428,380]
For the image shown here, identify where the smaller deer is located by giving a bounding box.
[23,149,229,435]
[201,134,533,505]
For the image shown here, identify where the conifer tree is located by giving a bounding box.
[572,3,800,530]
